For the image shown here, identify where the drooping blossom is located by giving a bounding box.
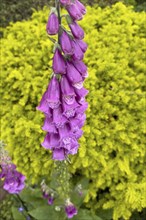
[66,3,83,21]
[60,31,73,55]
[46,12,59,35]
[69,21,84,40]
[53,48,66,74]
[65,199,78,219]
[60,0,71,6]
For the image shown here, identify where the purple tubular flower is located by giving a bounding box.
[60,76,76,105]
[60,0,71,6]
[62,99,80,118]
[66,62,83,89]
[69,21,84,40]
[65,200,77,219]
[53,106,68,128]
[73,60,88,78]
[72,40,84,61]
[75,87,88,103]
[53,49,66,74]
[66,3,83,21]
[60,31,73,55]
[52,148,66,160]
[41,133,60,150]
[42,117,57,133]
[76,102,88,114]
[75,0,86,15]
[76,39,88,53]
[3,170,25,194]
[37,91,52,117]
[46,13,59,35]
[46,76,61,109]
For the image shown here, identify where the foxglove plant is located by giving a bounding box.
[37,0,88,218]
[0,142,26,194]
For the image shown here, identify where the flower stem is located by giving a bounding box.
[56,0,61,43]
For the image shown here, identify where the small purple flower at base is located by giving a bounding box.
[53,49,66,74]
[3,170,25,194]
[65,200,77,219]
[60,31,73,55]
[48,195,54,205]
[18,207,24,212]
[46,12,59,35]
[69,21,84,40]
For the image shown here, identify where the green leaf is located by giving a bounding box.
[72,209,103,220]
[29,205,66,220]
[11,207,26,220]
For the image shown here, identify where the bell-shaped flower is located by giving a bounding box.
[46,76,61,109]
[60,31,73,55]
[75,0,86,15]
[66,62,83,89]
[69,21,84,40]
[59,124,79,152]
[53,106,68,128]
[42,117,57,133]
[3,170,26,194]
[72,40,84,61]
[41,133,60,150]
[52,148,66,160]
[71,125,83,139]
[66,3,83,21]
[65,199,78,219]
[46,12,59,35]
[61,76,76,105]
[60,0,71,6]
[73,60,88,78]
[76,39,88,53]
[37,91,52,117]
[76,101,88,114]
[74,87,88,103]
[53,49,66,74]
[62,98,80,118]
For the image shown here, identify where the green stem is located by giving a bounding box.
[56,0,61,43]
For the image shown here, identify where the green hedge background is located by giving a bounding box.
[0,0,146,27]
[1,2,146,220]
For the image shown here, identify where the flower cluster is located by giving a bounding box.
[0,144,26,194]
[37,0,88,161]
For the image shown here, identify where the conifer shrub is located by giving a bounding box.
[1,3,146,219]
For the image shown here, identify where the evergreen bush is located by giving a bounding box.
[1,3,146,219]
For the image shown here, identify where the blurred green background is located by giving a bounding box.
[0,0,146,28]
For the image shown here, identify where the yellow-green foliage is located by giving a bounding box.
[1,3,146,219]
